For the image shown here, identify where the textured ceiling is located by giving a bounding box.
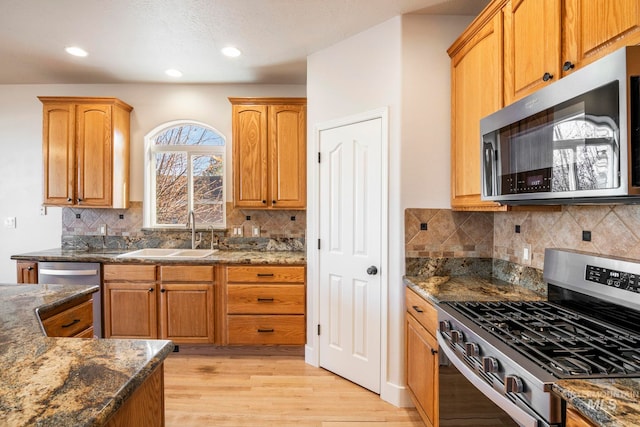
[0,0,488,84]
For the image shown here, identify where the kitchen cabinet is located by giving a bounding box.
[39,96,132,208]
[103,264,158,339]
[565,406,596,427]
[504,0,640,104]
[229,97,306,209]
[104,264,215,344]
[39,292,94,338]
[225,265,305,345]
[405,287,439,427]
[158,265,215,344]
[16,261,38,284]
[448,4,506,211]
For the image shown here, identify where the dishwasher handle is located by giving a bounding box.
[39,268,99,276]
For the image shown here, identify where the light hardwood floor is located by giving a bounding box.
[164,346,423,427]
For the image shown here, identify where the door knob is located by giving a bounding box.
[366,266,378,275]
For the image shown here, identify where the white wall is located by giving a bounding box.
[306,14,472,407]
[0,83,304,282]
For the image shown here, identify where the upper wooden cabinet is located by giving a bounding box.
[504,0,640,104]
[229,97,306,209]
[503,0,562,104]
[39,96,133,208]
[449,6,506,211]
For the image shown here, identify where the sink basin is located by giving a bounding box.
[117,248,217,259]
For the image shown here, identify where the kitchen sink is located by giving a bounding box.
[116,248,217,259]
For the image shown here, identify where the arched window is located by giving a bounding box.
[143,121,226,228]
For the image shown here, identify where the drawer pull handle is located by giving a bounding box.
[62,319,81,328]
[257,273,275,277]
[412,305,424,313]
[257,328,275,333]
[257,297,274,302]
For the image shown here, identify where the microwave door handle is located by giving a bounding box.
[436,332,540,427]
[483,143,495,196]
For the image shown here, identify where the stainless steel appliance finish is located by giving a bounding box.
[38,262,102,338]
[437,249,640,426]
[480,46,640,205]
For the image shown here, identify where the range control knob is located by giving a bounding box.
[505,375,524,393]
[439,320,451,333]
[465,342,479,357]
[450,329,464,344]
[482,356,499,373]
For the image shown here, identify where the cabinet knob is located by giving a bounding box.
[148,288,154,292]
[563,61,575,71]
[67,197,73,202]
[272,200,277,205]
[262,200,267,204]
[161,288,166,293]
[430,348,438,355]
[77,198,83,203]
[542,72,554,82]
[26,266,33,271]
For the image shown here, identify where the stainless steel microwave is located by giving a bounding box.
[481,46,640,205]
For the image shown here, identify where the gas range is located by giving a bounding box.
[436,249,640,427]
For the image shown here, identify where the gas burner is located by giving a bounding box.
[550,357,593,376]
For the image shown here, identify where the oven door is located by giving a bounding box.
[436,332,542,427]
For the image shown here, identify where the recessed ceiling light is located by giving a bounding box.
[221,46,241,58]
[65,46,88,57]
[165,69,183,78]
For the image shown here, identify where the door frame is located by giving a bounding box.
[306,107,389,388]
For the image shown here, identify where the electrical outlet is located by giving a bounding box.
[4,217,16,228]
[252,226,260,237]
[99,224,107,236]
[234,227,243,237]
[522,244,532,266]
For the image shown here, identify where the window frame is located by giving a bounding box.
[143,120,226,229]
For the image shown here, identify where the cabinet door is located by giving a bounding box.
[233,104,269,208]
[406,313,438,427]
[16,261,38,284]
[104,282,158,339]
[450,12,505,211]
[42,103,75,206]
[269,104,306,209]
[504,0,562,104]
[159,283,215,344]
[564,0,640,71]
[76,104,113,207]
[566,407,596,427]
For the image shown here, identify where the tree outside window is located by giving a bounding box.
[144,121,225,228]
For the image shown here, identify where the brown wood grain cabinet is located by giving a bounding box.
[103,264,158,339]
[16,261,38,284]
[225,265,306,345]
[565,406,597,427]
[39,96,132,208]
[448,4,506,211]
[229,97,306,209]
[405,287,439,427]
[39,293,94,338]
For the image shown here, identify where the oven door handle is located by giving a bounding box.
[436,332,540,427]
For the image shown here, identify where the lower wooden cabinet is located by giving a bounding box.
[225,265,305,345]
[405,287,439,427]
[16,261,38,284]
[566,406,597,427]
[104,264,215,344]
[39,292,94,338]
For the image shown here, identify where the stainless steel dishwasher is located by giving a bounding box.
[38,262,102,338]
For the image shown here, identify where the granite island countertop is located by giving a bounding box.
[0,283,174,426]
[404,274,640,427]
[11,247,306,265]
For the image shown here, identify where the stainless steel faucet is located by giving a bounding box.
[185,210,201,249]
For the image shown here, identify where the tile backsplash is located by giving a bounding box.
[406,205,640,273]
[62,202,305,251]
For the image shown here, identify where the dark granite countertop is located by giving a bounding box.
[404,274,640,427]
[11,248,306,265]
[0,283,174,426]
[403,274,545,304]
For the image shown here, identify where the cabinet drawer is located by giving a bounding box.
[42,299,93,337]
[227,315,305,345]
[160,265,214,282]
[227,284,305,314]
[406,288,438,333]
[104,264,156,281]
[75,326,95,338]
[227,265,305,283]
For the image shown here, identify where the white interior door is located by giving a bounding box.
[318,117,382,393]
